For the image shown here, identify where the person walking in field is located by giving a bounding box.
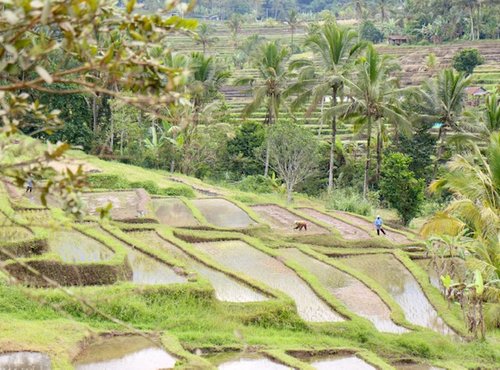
[374,215,386,236]
[25,176,33,193]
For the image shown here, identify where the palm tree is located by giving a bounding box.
[423,132,500,337]
[291,23,364,192]
[340,44,408,197]
[226,14,243,47]
[189,52,231,126]
[417,69,471,177]
[194,23,219,55]
[235,41,292,177]
[284,9,300,48]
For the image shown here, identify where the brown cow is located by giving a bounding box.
[293,220,307,231]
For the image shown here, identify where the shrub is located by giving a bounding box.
[87,174,129,189]
[452,48,484,75]
[380,153,425,225]
[360,21,384,44]
[323,187,375,216]
[129,180,160,195]
[158,185,195,198]
[237,175,279,194]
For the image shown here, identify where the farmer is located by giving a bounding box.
[25,176,33,193]
[374,215,386,236]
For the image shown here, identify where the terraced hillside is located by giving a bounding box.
[0,151,498,369]
[170,22,500,142]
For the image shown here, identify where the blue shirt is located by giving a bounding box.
[374,217,383,228]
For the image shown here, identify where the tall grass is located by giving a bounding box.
[323,188,377,216]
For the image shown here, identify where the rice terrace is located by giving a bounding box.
[0,0,499,369]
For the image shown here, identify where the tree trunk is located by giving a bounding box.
[375,120,382,183]
[170,159,175,173]
[432,124,446,178]
[264,140,270,177]
[327,87,338,193]
[92,95,99,132]
[286,183,293,204]
[363,116,372,199]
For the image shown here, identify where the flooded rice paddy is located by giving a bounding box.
[125,246,187,285]
[335,211,411,243]
[341,254,454,335]
[152,198,199,227]
[0,351,51,370]
[192,199,255,228]
[279,248,407,333]
[49,231,113,263]
[192,240,343,322]
[73,336,176,370]
[80,191,150,220]
[298,208,370,240]
[415,258,466,291]
[251,205,329,234]
[127,231,266,301]
[209,353,290,370]
[309,355,376,370]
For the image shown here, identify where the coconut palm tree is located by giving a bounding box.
[340,44,409,197]
[235,41,292,177]
[417,69,471,177]
[194,23,219,55]
[189,52,231,126]
[290,23,364,192]
[284,9,300,48]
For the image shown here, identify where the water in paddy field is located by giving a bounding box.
[415,258,466,291]
[127,231,267,302]
[209,353,290,370]
[152,198,199,227]
[335,211,410,244]
[341,254,455,335]
[49,231,113,263]
[298,208,371,240]
[250,205,329,234]
[309,355,376,370]
[191,198,256,228]
[192,240,343,322]
[0,351,51,370]
[279,248,408,333]
[125,247,187,285]
[80,191,143,220]
[73,336,176,370]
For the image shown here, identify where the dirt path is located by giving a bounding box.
[335,211,412,244]
[251,205,329,235]
[298,208,370,240]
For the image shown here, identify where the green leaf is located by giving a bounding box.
[126,0,136,14]
[474,270,484,295]
[440,274,453,289]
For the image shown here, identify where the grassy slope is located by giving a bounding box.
[0,152,499,369]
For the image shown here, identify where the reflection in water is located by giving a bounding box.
[49,231,113,263]
[127,231,267,302]
[126,247,186,285]
[311,355,376,370]
[0,352,51,370]
[193,240,343,322]
[153,198,199,227]
[74,336,176,370]
[192,199,255,228]
[416,258,466,291]
[280,248,407,333]
[218,355,290,370]
[341,254,454,335]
